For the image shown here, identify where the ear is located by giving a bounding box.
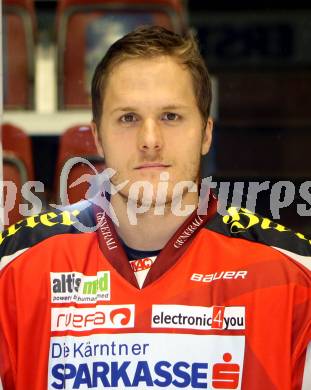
[91,121,105,157]
[201,117,213,156]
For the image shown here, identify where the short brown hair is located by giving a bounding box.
[91,25,212,127]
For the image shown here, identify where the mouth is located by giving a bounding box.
[134,163,171,170]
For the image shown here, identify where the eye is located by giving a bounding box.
[162,112,180,121]
[120,113,137,123]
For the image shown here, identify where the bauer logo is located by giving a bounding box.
[152,305,245,330]
[51,305,135,331]
[50,271,110,303]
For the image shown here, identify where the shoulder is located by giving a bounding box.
[206,206,311,273]
[0,201,95,271]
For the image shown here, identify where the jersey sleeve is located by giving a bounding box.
[292,278,311,390]
[0,204,94,389]
[0,265,17,389]
[301,342,311,390]
[207,206,311,389]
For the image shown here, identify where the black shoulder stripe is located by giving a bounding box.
[206,206,311,256]
[0,201,95,259]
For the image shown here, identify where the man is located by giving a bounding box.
[0,26,310,389]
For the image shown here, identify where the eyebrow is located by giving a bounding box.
[161,105,188,111]
[111,107,136,114]
[111,104,188,113]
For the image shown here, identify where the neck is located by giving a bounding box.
[111,192,199,251]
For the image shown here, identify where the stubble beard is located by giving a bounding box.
[109,166,200,217]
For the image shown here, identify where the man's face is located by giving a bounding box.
[93,55,212,207]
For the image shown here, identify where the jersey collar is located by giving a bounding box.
[93,192,217,288]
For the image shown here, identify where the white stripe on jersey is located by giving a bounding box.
[273,246,311,271]
[0,248,29,271]
[302,342,311,390]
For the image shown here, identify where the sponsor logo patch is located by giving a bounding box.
[50,271,110,303]
[51,305,135,331]
[152,305,245,330]
[48,333,245,389]
[129,257,154,272]
[191,270,248,283]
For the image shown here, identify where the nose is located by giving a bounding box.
[137,118,163,152]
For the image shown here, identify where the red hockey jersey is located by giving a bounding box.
[0,199,310,389]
